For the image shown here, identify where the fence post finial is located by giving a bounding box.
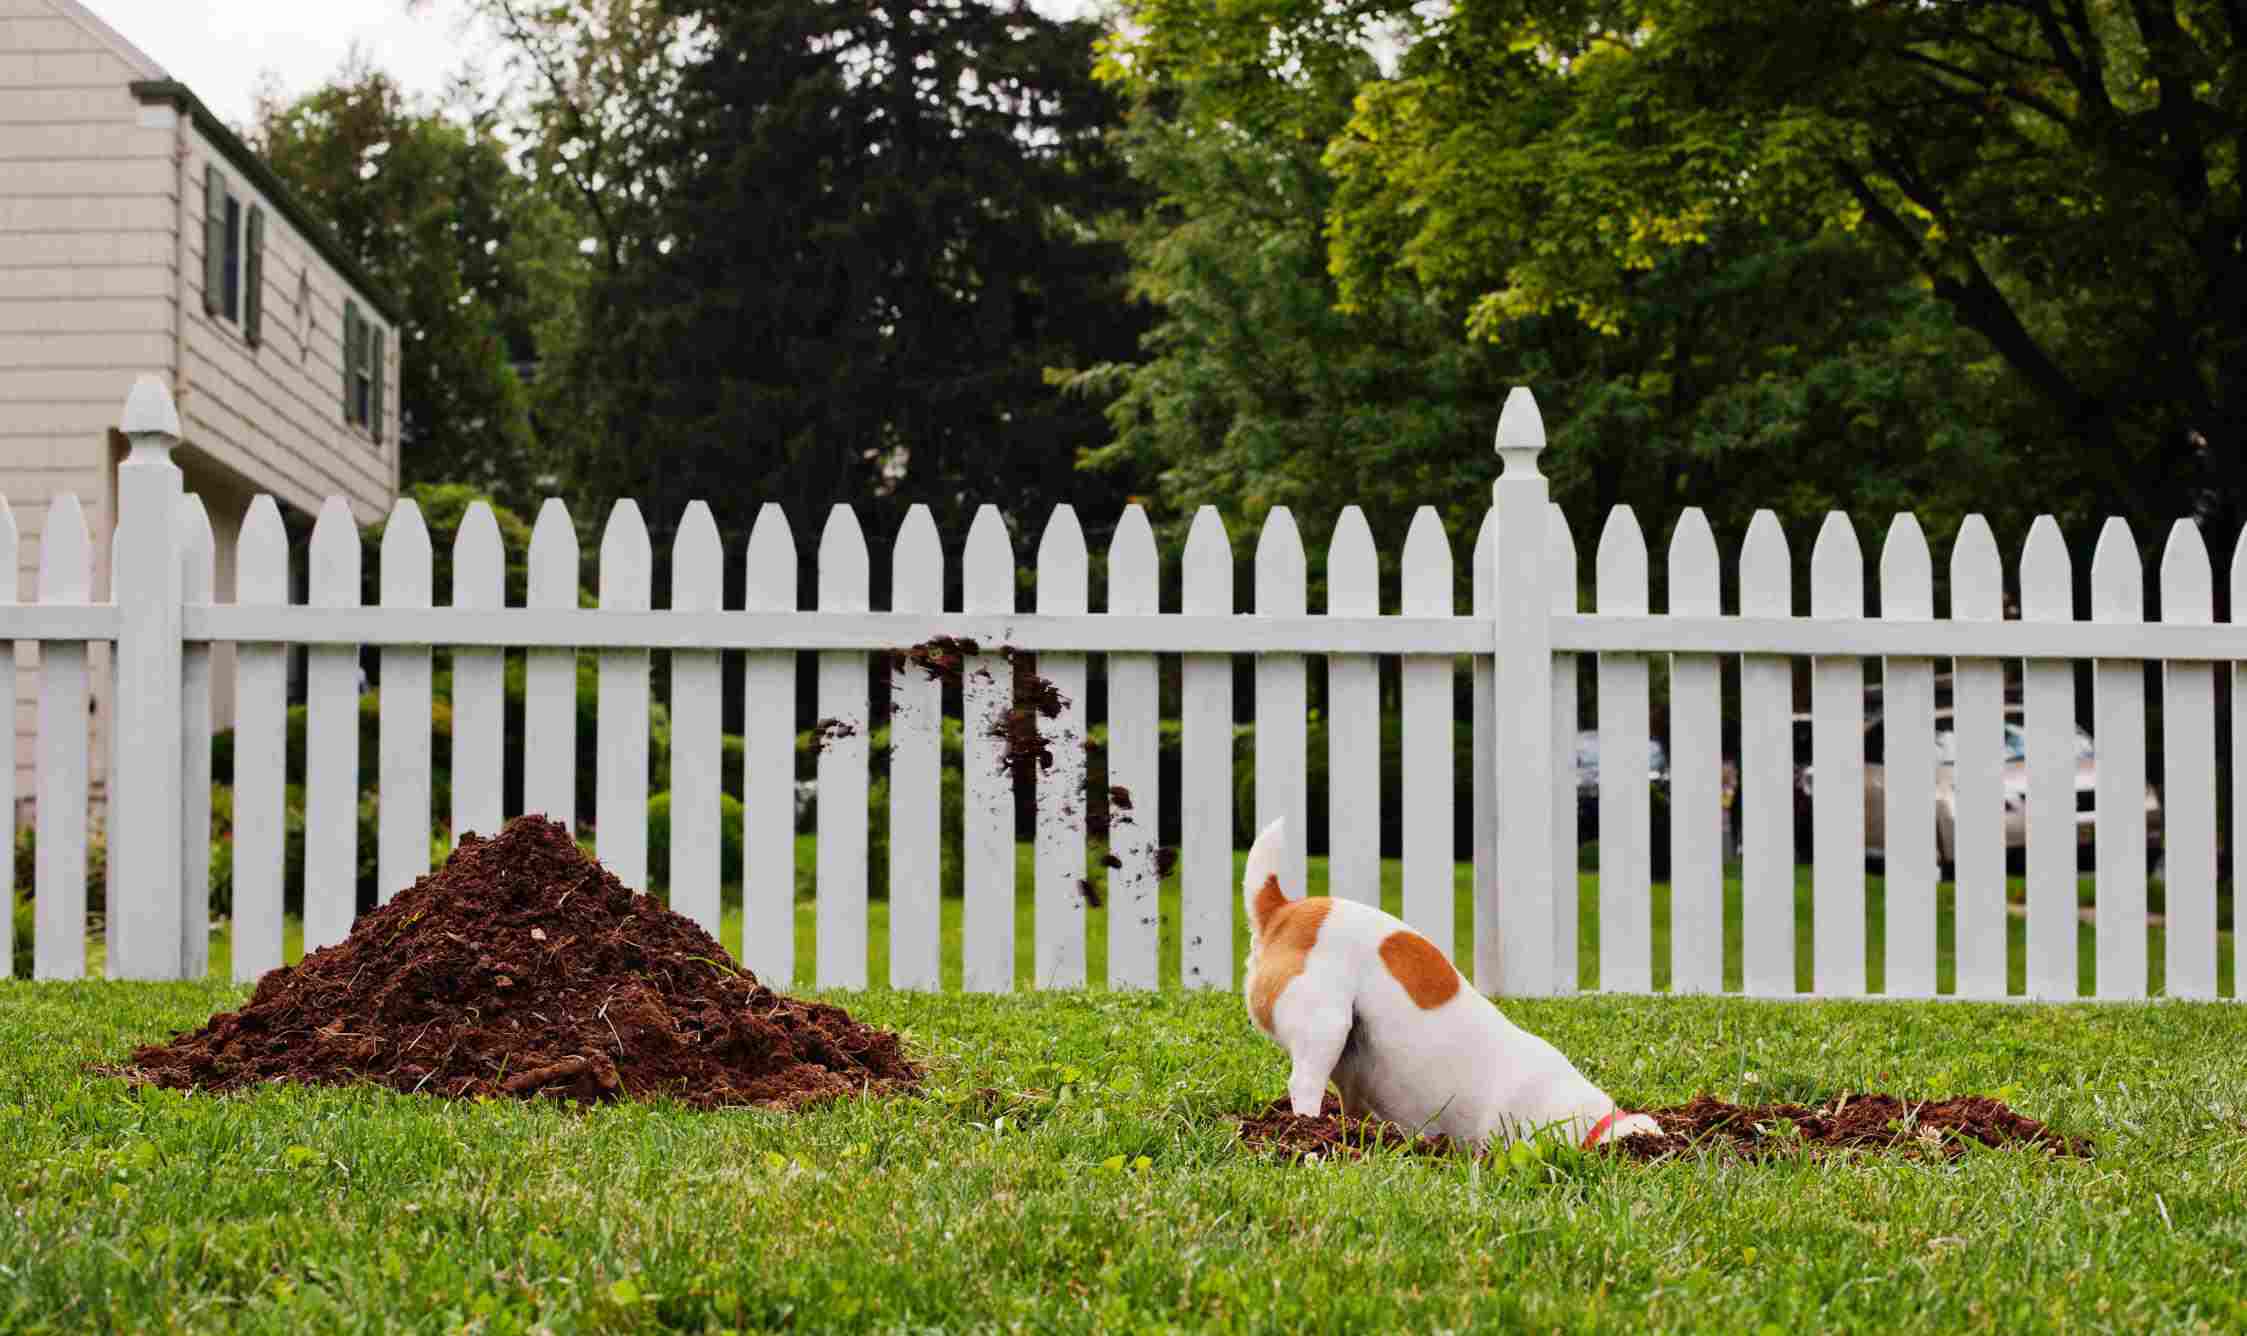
[1497,386,1545,479]
[108,373,188,980]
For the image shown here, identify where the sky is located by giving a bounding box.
[76,0,494,130]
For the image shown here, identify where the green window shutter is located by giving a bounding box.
[243,206,266,347]
[202,166,226,317]
[370,324,385,442]
[343,299,361,422]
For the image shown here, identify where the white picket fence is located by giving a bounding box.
[3,377,2241,999]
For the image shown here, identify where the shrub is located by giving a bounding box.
[10,895,30,978]
[645,789,747,891]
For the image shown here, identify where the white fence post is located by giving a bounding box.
[1491,388,1555,997]
[109,375,186,980]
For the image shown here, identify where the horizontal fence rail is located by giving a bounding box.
[1,377,2240,1004]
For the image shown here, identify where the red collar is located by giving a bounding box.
[1583,1109,1622,1151]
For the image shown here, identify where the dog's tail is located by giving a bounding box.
[1242,819,1298,940]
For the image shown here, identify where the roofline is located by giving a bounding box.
[131,79,407,328]
[45,0,166,80]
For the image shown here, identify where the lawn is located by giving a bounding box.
[7,976,2247,1331]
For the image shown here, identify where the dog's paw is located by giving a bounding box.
[1598,1112,1663,1145]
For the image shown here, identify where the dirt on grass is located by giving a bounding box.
[118,815,920,1110]
[1236,1092,2093,1162]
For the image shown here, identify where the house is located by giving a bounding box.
[3,0,403,820]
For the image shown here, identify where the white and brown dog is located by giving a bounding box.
[1243,819,1660,1150]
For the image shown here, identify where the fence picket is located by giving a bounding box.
[1667,508,1722,995]
[597,503,653,895]
[1256,510,1310,907]
[816,505,871,989]
[2019,517,2074,998]
[1401,508,1454,955]
[742,504,798,984]
[1739,511,1793,995]
[2159,521,2217,999]
[1471,509,1497,988]
[1181,507,1232,990]
[523,501,579,833]
[1326,507,1380,906]
[1949,517,2007,998]
[2090,520,2148,999]
[1035,507,1089,989]
[178,497,214,979]
[669,502,725,937]
[0,499,12,975]
[1548,504,1581,994]
[379,499,434,905]
[962,506,1014,992]
[105,526,118,969]
[231,497,288,980]
[888,505,943,990]
[1879,514,1937,996]
[1595,506,1651,993]
[1809,513,1867,997]
[303,497,362,953]
[1106,506,1161,989]
[34,496,90,979]
[2235,532,2247,1000]
[451,504,505,843]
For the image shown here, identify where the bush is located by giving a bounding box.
[645,789,747,891]
[10,895,30,978]
[13,823,107,918]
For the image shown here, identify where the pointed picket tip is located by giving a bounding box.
[1667,508,1719,615]
[1401,506,1452,615]
[120,373,180,441]
[1182,506,1231,615]
[892,503,942,575]
[1496,386,1545,473]
[598,499,653,610]
[450,500,505,609]
[1949,514,2002,619]
[1593,506,1648,615]
[1036,504,1088,615]
[962,504,1014,614]
[817,504,870,606]
[2159,519,2213,625]
[1547,502,1578,613]
[2231,525,2247,619]
[1878,514,1933,620]
[1738,510,1790,616]
[308,495,361,604]
[1470,506,1495,616]
[1809,512,1863,616]
[178,494,214,603]
[1328,506,1378,615]
[380,498,433,605]
[2088,517,2143,620]
[743,502,797,611]
[1109,504,1158,616]
[1255,506,1305,571]
[2019,515,2072,620]
[671,500,724,611]
[238,495,289,605]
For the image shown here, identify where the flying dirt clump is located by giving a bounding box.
[120,815,920,1109]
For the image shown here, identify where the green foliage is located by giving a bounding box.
[12,824,106,919]
[567,0,1154,554]
[7,893,26,979]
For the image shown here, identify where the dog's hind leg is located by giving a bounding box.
[1274,995,1353,1117]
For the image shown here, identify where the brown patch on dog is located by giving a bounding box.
[1247,897,1334,1034]
[1251,874,1290,931]
[1379,931,1460,1009]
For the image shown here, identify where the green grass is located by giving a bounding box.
[7,975,2247,1331]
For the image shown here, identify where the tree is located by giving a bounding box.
[254,64,583,506]
[564,0,1153,561]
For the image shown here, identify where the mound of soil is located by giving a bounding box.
[1236,1092,2091,1162]
[122,816,920,1110]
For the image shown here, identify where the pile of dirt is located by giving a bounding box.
[1236,1092,2092,1162]
[121,816,920,1110]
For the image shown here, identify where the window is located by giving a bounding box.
[201,165,265,345]
[342,299,386,443]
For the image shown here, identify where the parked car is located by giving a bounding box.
[1794,710,2162,875]
[1574,731,1674,875]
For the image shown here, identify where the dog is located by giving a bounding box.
[1242,819,1660,1150]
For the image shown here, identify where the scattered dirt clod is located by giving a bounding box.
[1235,1092,2092,1162]
[119,816,921,1110]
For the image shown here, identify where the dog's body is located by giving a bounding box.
[1242,820,1659,1149]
